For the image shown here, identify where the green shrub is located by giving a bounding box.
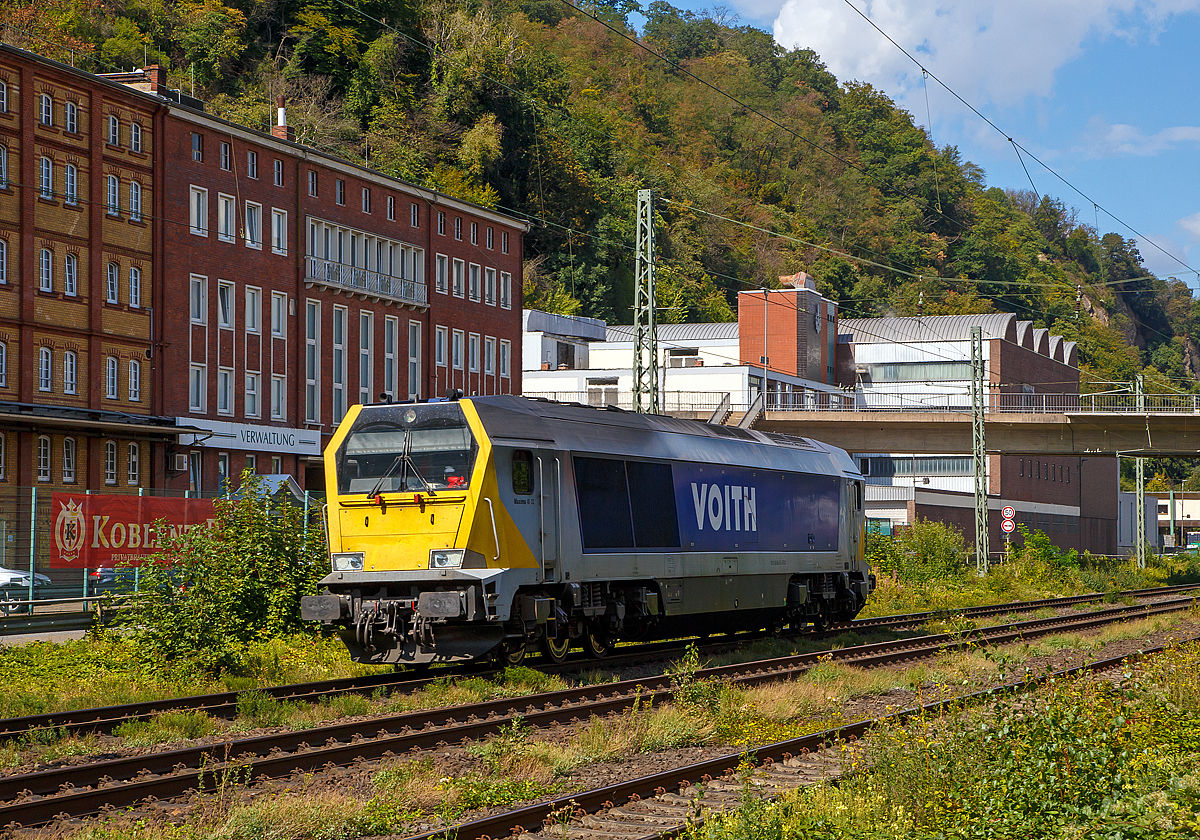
[867,518,968,584]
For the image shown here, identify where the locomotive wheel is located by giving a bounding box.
[582,625,609,659]
[541,631,571,663]
[500,639,526,667]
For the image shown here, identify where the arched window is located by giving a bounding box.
[127,442,140,484]
[39,156,52,198]
[0,146,7,187]
[64,164,77,205]
[0,81,7,113]
[128,266,141,308]
[39,248,52,291]
[62,438,75,483]
[64,253,77,296]
[37,436,50,482]
[63,350,76,394]
[104,440,117,484]
[129,181,142,221]
[128,359,140,401]
[107,114,119,145]
[130,122,142,153]
[64,101,77,134]
[38,348,51,392]
[0,239,7,284]
[105,356,118,399]
[107,175,119,214]
[0,342,7,387]
[106,262,119,303]
[39,93,52,126]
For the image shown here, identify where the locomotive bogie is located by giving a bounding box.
[302,396,875,665]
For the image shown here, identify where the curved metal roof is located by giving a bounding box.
[837,313,1017,344]
[1015,321,1034,349]
[605,322,739,343]
[1062,341,1078,367]
[1048,334,1064,362]
[1032,328,1050,356]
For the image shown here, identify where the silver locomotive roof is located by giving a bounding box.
[460,395,861,478]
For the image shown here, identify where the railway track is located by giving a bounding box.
[2,583,1193,742]
[411,644,1168,840]
[0,593,1194,830]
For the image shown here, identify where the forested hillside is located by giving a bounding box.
[6,0,1200,396]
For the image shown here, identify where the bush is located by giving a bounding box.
[118,473,328,674]
[867,519,968,584]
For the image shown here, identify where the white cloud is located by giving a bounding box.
[1077,116,1200,157]
[771,0,1200,110]
[1178,211,1200,241]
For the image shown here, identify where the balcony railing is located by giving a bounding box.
[305,255,428,307]
[763,390,1200,414]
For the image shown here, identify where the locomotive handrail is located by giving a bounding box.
[484,497,500,562]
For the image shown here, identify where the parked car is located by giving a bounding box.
[88,566,138,593]
[0,566,50,615]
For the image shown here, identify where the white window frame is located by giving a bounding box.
[37,436,50,482]
[408,321,422,399]
[335,179,345,205]
[63,253,76,296]
[39,94,52,126]
[190,186,208,235]
[470,221,478,245]
[38,347,51,392]
[383,316,397,399]
[128,359,141,401]
[39,156,52,199]
[411,203,419,228]
[273,158,283,187]
[271,374,286,420]
[305,300,320,422]
[469,264,481,302]
[0,240,4,284]
[105,440,117,485]
[436,326,447,367]
[500,271,512,309]
[128,443,140,485]
[484,336,496,375]
[39,248,53,292]
[485,267,496,305]
[106,174,119,214]
[62,437,75,483]
[502,231,509,254]
[247,149,258,179]
[131,122,142,153]
[500,339,511,378]
[189,364,206,412]
[438,211,445,235]
[107,114,119,145]
[435,254,448,294]
[217,367,233,415]
[386,195,394,221]
[0,146,7,188]
[332,305,347,422]
[190,275,207,324]
[129,181,142,221]
[244,201,262,249]
[272,291,287,337]
[217,280,234,328]
[245,286,261,334]
[308,170,317,196]
[469,333,480,373]
[359,311,373,405]
[129,266,141,308]
[0,343,9,387]
[106,262,119,304]
[64,101,76,133]
[452,329,464,371]
[452,259,465,298]
[64,164,77,205]
[105,356,118,399]
[361,187,371,214]
[271,208,287,255]
[220,141,231,171]
[245,371,260,418]
[64,350,76,394]
[217,193,235,242]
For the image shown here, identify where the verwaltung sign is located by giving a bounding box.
[176,418,323,456]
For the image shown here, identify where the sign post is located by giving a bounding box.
[1001,506,1016,555]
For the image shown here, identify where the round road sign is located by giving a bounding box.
[1001,518,1016,534]
[1001,506,1016,520]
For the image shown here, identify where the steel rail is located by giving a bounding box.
[0,583,1194,741]
[0,594,1192,829]
[405,643,1175,840]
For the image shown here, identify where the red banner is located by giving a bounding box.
[49,493,217,568]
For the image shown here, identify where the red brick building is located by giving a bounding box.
[0,44,526,496]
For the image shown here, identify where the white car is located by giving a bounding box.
[0,566,51,615]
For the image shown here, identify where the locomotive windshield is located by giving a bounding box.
[337,403,478,495]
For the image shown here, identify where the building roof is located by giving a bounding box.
[605,322,740,343]
[524,309,606,341]
[838,313,1018,344]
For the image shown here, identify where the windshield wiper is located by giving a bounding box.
[367,455,403,499]
[365,432,438,499]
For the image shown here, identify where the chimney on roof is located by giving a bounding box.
[144,65,166,94]
[271,95,295,141]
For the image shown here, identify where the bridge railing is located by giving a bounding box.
[763,391,1200,414]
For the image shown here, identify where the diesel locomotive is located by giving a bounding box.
[300,395,874,665]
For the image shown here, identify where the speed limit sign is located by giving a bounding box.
[1001,518,1016,534]
[1001,506,1016,520]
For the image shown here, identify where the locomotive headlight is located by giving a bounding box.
[331,552,365,571]
[429,549,465,569]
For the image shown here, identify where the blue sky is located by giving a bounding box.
[657,0,1200,286]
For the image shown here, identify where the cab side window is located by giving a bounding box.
[512,450,534,495]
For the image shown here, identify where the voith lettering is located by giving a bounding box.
[690,483,756,532]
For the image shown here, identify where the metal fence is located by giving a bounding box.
[764,391,1200,414]
[527,391,746,415]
